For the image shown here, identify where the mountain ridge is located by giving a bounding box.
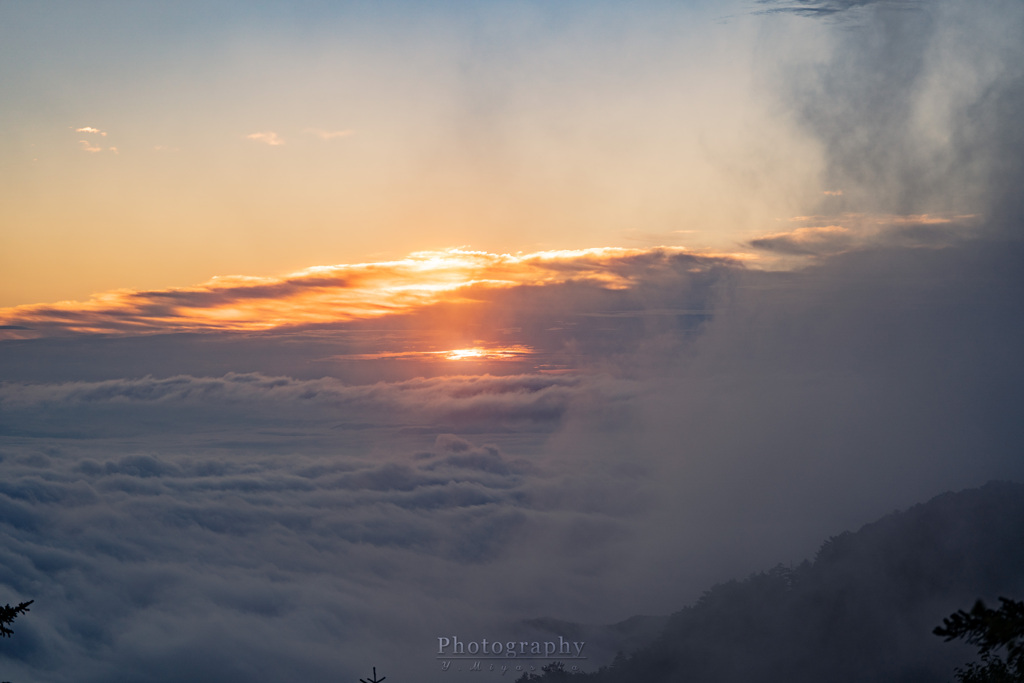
[523,480,1024,683]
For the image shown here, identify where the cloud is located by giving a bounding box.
[0,247,735,339]
[750,225,854,256]
[245,131,284,146]
[541,236,1024,615]
[0,376,649,682]
[753,0,923,17]
[304,128,353,140]
[0,371,619,444]
[74,126,114,152]
[765,0,1024,233]
[750,212,983,263]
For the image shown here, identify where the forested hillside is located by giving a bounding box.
[523,481,1024,683]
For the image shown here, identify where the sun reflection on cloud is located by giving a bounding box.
[443,345,533,361]
[445,348,486,360]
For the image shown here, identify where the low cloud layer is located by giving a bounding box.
[0,367,649,682]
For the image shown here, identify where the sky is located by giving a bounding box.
[2,1,1024,682]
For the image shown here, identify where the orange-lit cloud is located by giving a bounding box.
[443,346,532,360]
[334,344,536,362]
[750,225,853,256]
[246,131,284,146]
[786,212,976,226]
[756,212,983,259]
[76,125,116,153]
[886,214,956,225]
[0,247,735,339]
[75,126,113,152]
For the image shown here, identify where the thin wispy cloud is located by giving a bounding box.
[0,371,594,431]
[246,131,284,146]
[75,126,107,136]
[752,213,982,261]
[304,128,353,140]
[752,0,922,16]
[750,225,853,256]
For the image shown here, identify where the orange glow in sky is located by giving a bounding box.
[445,348,487,360]
[0,246,727,339]
[443,345,533,361]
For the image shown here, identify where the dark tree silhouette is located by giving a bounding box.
[0,601,32,639]
[515,661,576,682]
[359,666,386,683]
[934,597,1024,683]
[542,661,568,678]
[1,601,32,683]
